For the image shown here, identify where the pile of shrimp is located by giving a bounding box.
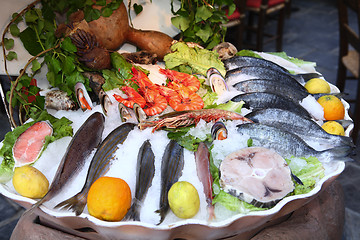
[113,67,204,116]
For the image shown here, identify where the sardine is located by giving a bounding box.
[231,92,312,118]
[225,66,311,86]
[155,140,184,225]
[245,108,355,148]
[124,140,155,221]
[236,123,354,162]
[34,112,105,208]
[54,122,136,215]
[233,79,309,102]
[224,56,320,82]
[195,142,215,221]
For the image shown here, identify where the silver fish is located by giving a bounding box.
[245,108,355,148]
[33,112,105,208]
[233,79,309,102]
[231,92,312,118]
[124,140,155,221]
[54,122,136,215]
[155,140,184,225]
[225,66,309,85]
[236,123,354,162]
[224,56,320,80]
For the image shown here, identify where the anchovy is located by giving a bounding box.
[124,140,155,221]
[236,123,354,162]
[155,140,184,225]
[225,66,311,86]
[54,122,136,215]
[233,79,309,102]
[224,56,320,82]
[245,108,355,148]
[231,92,312,118]
[33,112,105,208]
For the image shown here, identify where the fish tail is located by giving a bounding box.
[207,204,216,222]
[321,145,355,162]
[54,192,87,216]
[155,207,166,225]
[123,200,140,221]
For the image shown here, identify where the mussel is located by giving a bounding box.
[207,67,229,96]
[211,121,228,140]
[75,82,93,111]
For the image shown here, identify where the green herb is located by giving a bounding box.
[170,0,235,49]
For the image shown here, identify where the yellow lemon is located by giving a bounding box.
[168,181,200,219]
[12,165,49,199]
[322,121,345,136]
[304,78,331,94]
[87,177,131,221]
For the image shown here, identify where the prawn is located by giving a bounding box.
[159,68,200,92]
[113,86,146,108]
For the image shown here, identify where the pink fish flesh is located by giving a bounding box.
[195,142,215,220]
[12,121,53,167]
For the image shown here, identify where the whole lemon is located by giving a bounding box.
[304,78,331,94]
[168,181,200,219]
[317,95,345,120]
[12,165,49,199]
[87,176,131,221]
[322,121,345,136]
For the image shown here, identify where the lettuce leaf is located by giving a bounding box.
[0,111,73,183]
[164,41,226,76]
[286,156,325,195]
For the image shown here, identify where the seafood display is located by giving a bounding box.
[220,147,294,208]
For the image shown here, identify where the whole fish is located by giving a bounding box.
[245,108,355,148]
[124,140,155,221]
[195,142,215,221]
[224,56,320,83]
[155,140,184,225]
[233,79,309,102]
[34,112,105,208]
[225,66,309,86]
[231,92,312,118]
[236,123,354,162]
[54,122,136,215]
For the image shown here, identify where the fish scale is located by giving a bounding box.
[156,140,184,225]
[54,122,136,216]
[236,123,354,162]
[125,140,155,221]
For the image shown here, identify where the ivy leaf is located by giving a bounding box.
[50,58,62,74]
[11,13,22,24]
[171,16,190,32]
[84,8,101,21]
[96,0,106,6]
[61,37,77,53]
[6,51,17,61]
[195,5,212,22]
[133,3,143,15]
[25,10,39,23]
[3,38,14,50]
[31,59,41,72]
[62,56,76,75]
[19,27,43,56]
[9,24,20,37]
[46,71,56,87]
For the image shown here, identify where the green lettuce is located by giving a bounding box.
[0,111,73,183]
[163,41,226,76]
[286,156,325,195]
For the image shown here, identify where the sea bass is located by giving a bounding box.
[231,92,312,118]
[54,122,136,215]
[34,112,105,208]
[245,108,355,149]
[236,123,354,162]
[195,142,215,221]
[156,140,184,225]
[233,79,310,102]
[124,140,155,221]
[225,66,309,86]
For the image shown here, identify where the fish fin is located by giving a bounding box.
[321,145,355,162]
[54,193,87,216]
